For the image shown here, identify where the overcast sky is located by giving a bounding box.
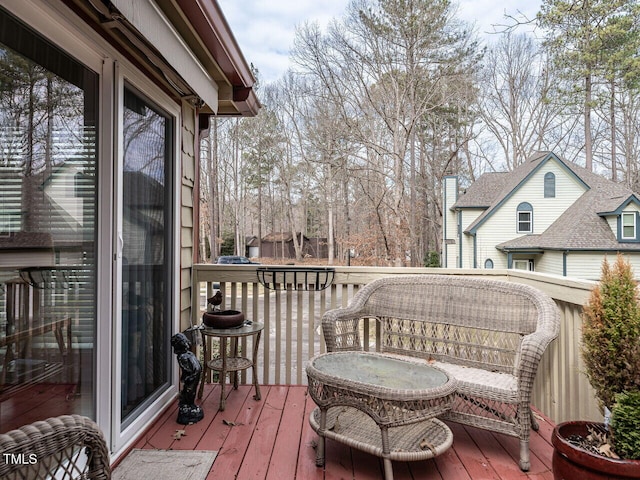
[218,0,541,84]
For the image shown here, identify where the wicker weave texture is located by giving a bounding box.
[309,406,453,461]
[0,414,111,479]
[321,275,560,471]
[307,352,457,428]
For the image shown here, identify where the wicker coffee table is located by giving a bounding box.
[306,351,457,480]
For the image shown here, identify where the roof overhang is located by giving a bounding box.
[172,0,260,116]
[597,194,640,216]
[64,0,259,116]
[496,247,545,254]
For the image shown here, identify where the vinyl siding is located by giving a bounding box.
[567,252,640,281]
[180,101,196,331]
[535,250,564,276]
[460,208,484,268]
[472,158,587,272]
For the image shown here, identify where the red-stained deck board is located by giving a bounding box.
[448,422,502,479]
[206,385,269,479]
[170,383,227,451]
[236,385,288,480]
[134,404,181,451]
[115,384,556,480]
[265,386,307,480]
[465,426,531,480]
[432,442,473,480]
[131,391,181,451]
[295,393,332,480]
[193,385,254,453]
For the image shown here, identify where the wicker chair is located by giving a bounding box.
[322,275,560,471]
[0,414,111,479]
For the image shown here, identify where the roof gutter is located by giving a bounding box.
[174,0,260,116]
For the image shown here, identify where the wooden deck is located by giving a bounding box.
[123,384,555,480]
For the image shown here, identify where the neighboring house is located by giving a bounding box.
[0,0,258,458]
[246,235,260,258]
[443,151,640,280]
[261,232,331,259]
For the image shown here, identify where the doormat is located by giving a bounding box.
[113,449,217,480]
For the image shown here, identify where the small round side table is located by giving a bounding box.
[198,321,263,411]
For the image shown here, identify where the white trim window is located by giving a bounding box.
[517,202,533,233]
[513,259,534,271]
[622,212,636,240]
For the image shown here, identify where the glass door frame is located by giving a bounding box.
[112,63,181,453]
[1,0,182,456]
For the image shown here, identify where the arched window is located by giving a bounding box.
[517,202,533,233]
[544,172,556,198]
[484,259,494,269]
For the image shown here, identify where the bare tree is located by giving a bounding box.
[293,0,481,265]
[477,32,568,170]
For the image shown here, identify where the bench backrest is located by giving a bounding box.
[352,275,558,375]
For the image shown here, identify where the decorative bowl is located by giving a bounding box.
[202,310,245,329]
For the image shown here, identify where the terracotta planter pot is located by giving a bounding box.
[202,310,245,329]
[552,421,640,479]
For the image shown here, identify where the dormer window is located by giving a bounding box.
[544,172,555,198]
[517,202,533,233]
[622,212,636,240]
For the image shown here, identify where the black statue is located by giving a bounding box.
[171,332,204,425]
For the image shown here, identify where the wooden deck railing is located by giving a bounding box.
[191,264,601,425]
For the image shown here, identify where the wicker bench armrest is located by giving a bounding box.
[322,306,368,352]
[516,305,561,395]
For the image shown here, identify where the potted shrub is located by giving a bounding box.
[552,254,640,479]
[610,391,640,461]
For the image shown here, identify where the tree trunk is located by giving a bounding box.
[610,80,617,182]
[585,73,593,171]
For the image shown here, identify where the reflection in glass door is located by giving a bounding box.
[121,87,173,423]
[0,8,98,433]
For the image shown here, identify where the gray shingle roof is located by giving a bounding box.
[451,172,510,208]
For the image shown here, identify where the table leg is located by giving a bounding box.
[252,330,262,401]
[197,330,206,400]
[231,337,239,390]
[219,337,227,411]
[383,458,394,480]
[316,408,327,467]
[380,426,394,480]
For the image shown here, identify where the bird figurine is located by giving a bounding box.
[207,290,223,312]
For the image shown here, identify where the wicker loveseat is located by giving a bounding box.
[321,275,560,471]
[0,414,111,479]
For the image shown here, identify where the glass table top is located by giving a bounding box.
[311,352,449,391]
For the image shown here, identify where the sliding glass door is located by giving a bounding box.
[0,7,98,433]
[120,87,173,424]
